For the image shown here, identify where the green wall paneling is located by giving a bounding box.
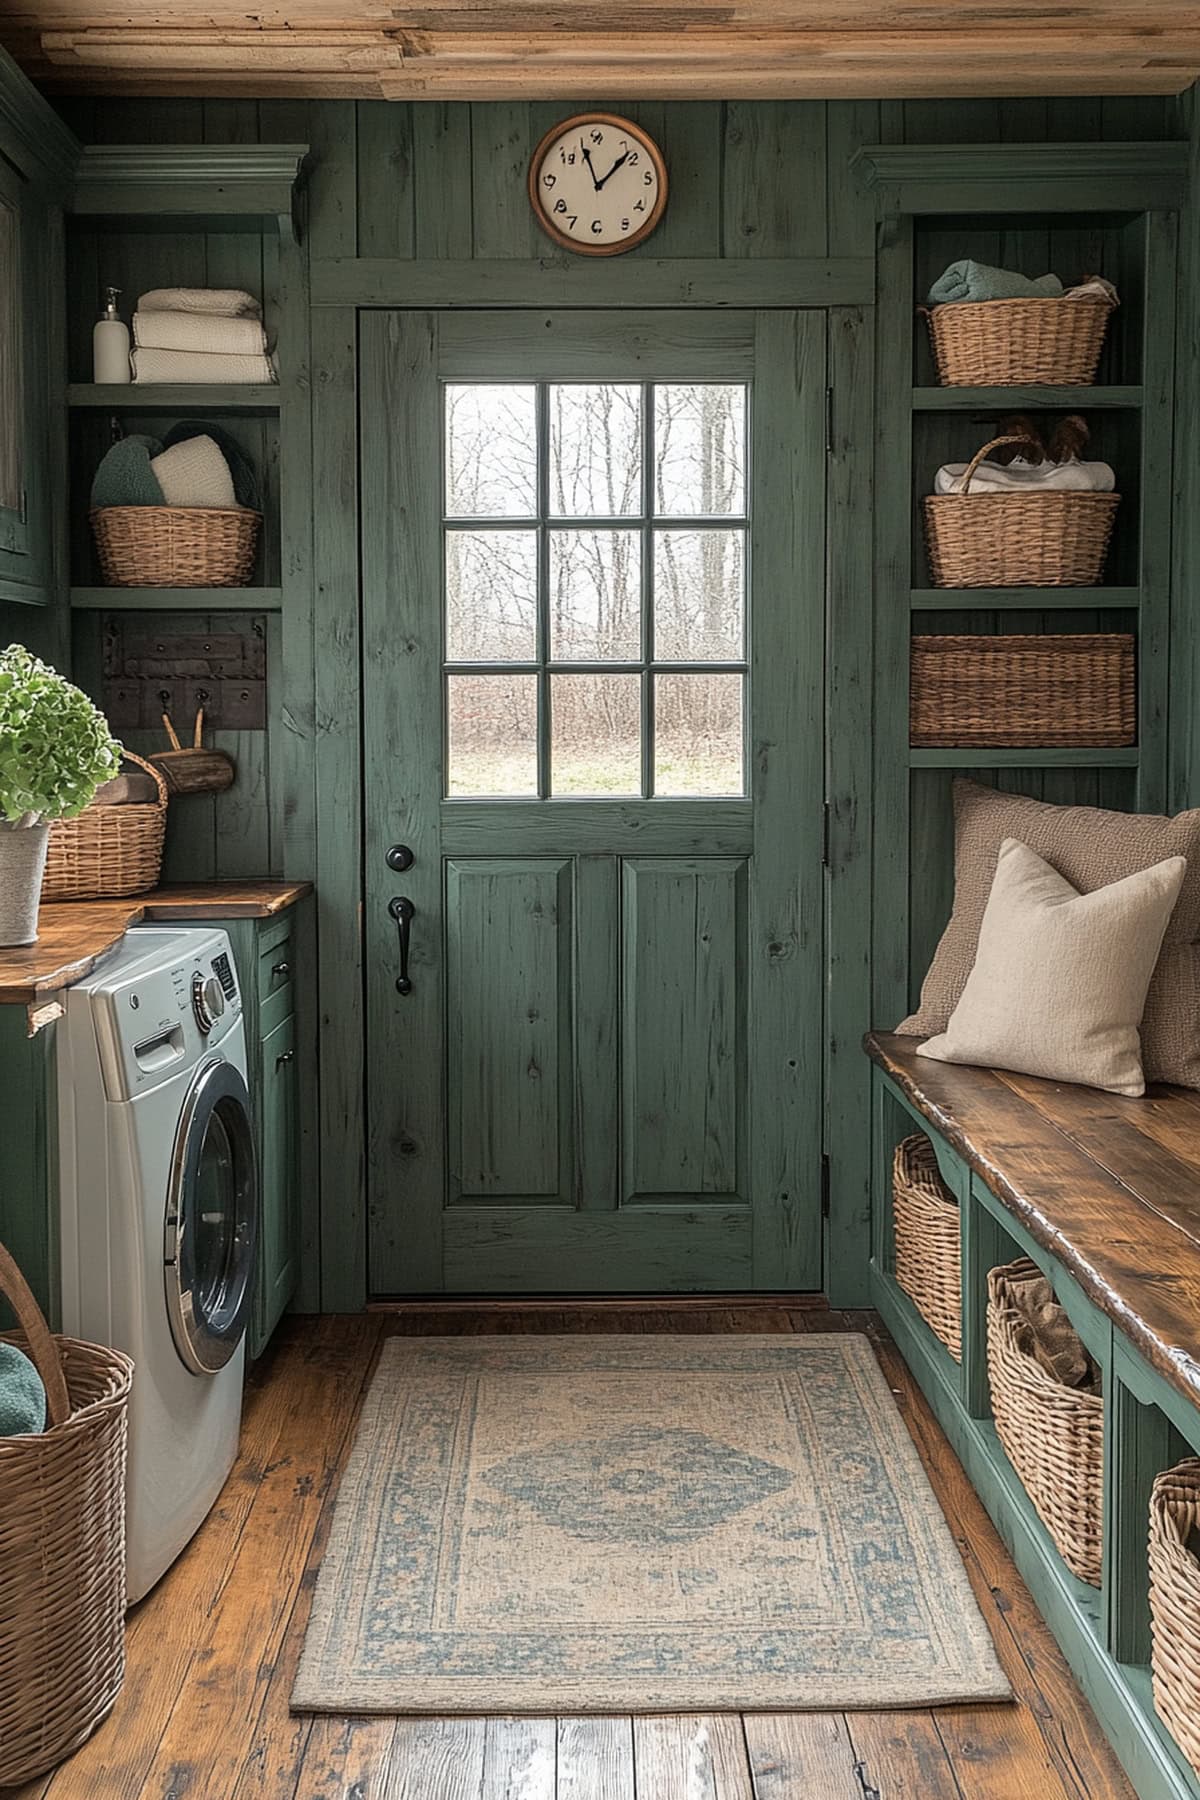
[51,90,1190,1316]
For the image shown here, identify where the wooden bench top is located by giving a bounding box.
[866,1030,1200,1416]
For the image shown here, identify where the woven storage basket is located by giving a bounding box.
[911,632,1135,749]
[987,1257,1103,1586]
[924,296,1112,386]
[923,433,1120,589]
[893,1134,962,1361]
[44,750,167,902]
[0,1242,132,1786]
[1150,1458,1200,1777]
[91,504,260,587]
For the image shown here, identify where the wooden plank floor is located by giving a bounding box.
[10,1304,1136,1800]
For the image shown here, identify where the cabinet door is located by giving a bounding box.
[0,156,29,561]
[252,1011,298,1357]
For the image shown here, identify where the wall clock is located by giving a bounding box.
[528,113,668,256]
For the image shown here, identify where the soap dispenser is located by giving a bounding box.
[93,287,131,384]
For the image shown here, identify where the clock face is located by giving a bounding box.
[528,113,668,256]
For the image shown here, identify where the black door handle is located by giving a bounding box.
[388,895,415,995]
[387,843,415,872]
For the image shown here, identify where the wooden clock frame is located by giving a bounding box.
[527,112,669,257]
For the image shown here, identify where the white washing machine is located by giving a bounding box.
[57,924,258,1604]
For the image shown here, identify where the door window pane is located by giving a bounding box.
[445,384,537,518]
[549,529,641,662]
[653,529,745,661]
[446,529,538,662]
[654,673,744,796]
[654,385,746,517]
[551,674,641,796]
[550,384,642,518]
[447,674,538,795]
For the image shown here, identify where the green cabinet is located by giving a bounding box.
[224,911,303,1359]
[256,1012,298,1355]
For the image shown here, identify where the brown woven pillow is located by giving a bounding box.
[898,779,1200,1089]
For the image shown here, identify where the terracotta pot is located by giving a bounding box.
[0,821,49,946]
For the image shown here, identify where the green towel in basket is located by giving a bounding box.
[89,434,166,509]
[0,1340,46,1436]
[928,260,1064,305]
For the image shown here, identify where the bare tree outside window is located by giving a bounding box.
[443,381,746,798]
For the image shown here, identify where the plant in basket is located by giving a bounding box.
[0,646,120,947]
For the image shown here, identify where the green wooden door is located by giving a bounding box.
[361,309,825,1296]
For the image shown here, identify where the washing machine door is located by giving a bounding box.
[164,1056,258,1375]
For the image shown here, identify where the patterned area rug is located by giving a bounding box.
[292,1335,1010,1713]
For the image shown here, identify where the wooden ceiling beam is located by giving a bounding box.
[7,5,1200,96]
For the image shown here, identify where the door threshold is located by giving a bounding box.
[368,1291,828,1312]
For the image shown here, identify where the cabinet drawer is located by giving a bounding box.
[257,933,294,1009]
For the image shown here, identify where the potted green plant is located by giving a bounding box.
[0,646,121,946]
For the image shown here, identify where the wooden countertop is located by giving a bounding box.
[0,881,313,1019]
[866,1029,1200,1418]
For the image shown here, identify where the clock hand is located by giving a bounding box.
[580,144,601,191]
[596,152,631,190]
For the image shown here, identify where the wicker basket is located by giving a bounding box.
[923,433,1120,589]
[91,504,260,588]
[0,1242,132,1785]
[911,633,1135,749]
[44,750,167,902]
[1150,1458,1200,1777]
[987,1257,1103,1586]
[924,296,1113,386]
[893,1134,962,1361]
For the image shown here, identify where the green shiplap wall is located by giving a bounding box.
[49,90,1185,1310]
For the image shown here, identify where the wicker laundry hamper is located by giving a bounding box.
[1149,1457,1200,1777]
[91,504,260,588]
[43,751,167,902]
[910,633,1135,749]
[987,1257,1104,1586]
[923,433,1120,588]
[0,1243,132,1785]
[923,296,1113,386]
[893,1134,962,1361]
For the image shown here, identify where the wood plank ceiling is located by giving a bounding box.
[4,2,1200,99]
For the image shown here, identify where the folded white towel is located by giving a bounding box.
[131,346,277,386]
[934,455,1116,496]
[134,310,269,356]
[150,436,236,508]
[138,286,261,319]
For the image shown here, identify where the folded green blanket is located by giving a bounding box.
[90,434,165,509]
[0,1341,46,1436]
[928,260,1064,305]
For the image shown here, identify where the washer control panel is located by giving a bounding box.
[86,927,243,1101]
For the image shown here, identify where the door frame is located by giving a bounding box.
[356,306,828,1299]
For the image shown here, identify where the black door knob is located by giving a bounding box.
[386,843,415,872]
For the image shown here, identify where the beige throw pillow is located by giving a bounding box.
[899,778,1200,1089]
[918,839,1186,1097]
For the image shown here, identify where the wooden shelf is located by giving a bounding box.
[911,587,1140,610]
[909,746,1139,768]
[71,586,281,612]
[70,144,308,233]
[68,383,281,414]
[912,385,1142,411]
